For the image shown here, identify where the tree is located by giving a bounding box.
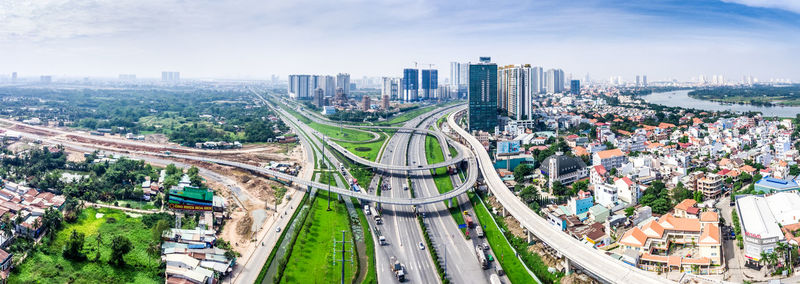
[551,181,568,196]
[152,219,171,242]
[63,229,86,260]
[513,164,533,183]
[694,190,704,203]
[165,164,180,176]
[624,207,635,217]
[519,185,539,204]
[109,235,133,266]
[670,182,693,204]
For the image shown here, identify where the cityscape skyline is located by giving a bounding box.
[0,0,799,81]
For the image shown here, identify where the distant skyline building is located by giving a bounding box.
[336,73,350,95]
[288,74,311,99]
[402,68,419,102]
[161,71,180,82]
[468,57,498,132]
[421,69,438,100]
[544,68,564,94]
[643,75,648,87]
[362,95,371,111]
[119,74,136,81]
[40,75,52,84]
[570,80,581,95]
[11,72,16,83]
[635,75,641,87]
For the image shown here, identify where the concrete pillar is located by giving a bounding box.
[502,207,506,217]
[448,199,453,208]
[563,258,572,275]
[527,230,532,243]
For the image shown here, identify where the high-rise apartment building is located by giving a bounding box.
[571,80,581,95]
[381,77,401,100]
[421,69,438,100]
[161,71,180,82]
[403,68,419,102]
[288,74,311,99]
[468,57,498,132]
[313,88,325,108]
[635,75,641,87]
[450,62,462,89]
[643,75,648,87]
[336,73,350,95]
[544,69,565,94]
[499,65,530,120]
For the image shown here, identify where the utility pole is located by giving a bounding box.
[332,230,352,284]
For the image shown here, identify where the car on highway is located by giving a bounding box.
[276,226,281,232]
[418,242,425,250]
[487,254,494,262]
[483,243,490,250]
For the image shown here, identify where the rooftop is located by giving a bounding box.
[736,195,784,240]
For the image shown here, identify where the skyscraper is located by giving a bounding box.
[544,69,564,94]
[635,75,641,87]
[498,65,534,120]
[643,75,648,87]
[450,62,461,89]
[382,77,401,100]
[421,69,438,100]
[11,72,17,83]
[570,80,581,95]
[531,66,544,94]
[468,57,498,132]
[336,73,350,95]
[402,68,419,102]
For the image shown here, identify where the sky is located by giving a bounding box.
[1,0,799,82]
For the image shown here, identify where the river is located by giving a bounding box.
[640,89,800,117]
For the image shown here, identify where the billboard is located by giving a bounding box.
[169,203,213,211]
[497,140,521,155]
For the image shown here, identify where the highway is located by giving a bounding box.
[408,110,488,283]
[368,109,441,284]
[446,108,674,284]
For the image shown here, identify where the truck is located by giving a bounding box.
[390,256,406,281]
[476,226,485,238]
[465,216,474,228]
[476,245,489,269]
[364,205,371,215]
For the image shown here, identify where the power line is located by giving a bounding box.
[332,230,353,284]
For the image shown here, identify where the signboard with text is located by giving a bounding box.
[169,203,212,211]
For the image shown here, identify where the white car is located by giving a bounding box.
[276,226,281,232]
[418,242,425,250]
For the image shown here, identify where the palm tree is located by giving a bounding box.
[145,241,160,266]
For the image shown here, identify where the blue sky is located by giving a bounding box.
[0,0,798,82]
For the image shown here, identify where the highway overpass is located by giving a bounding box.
[446,107,674,284]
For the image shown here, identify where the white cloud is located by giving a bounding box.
[722,0,800,14]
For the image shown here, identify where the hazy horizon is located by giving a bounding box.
[2,0,799,82]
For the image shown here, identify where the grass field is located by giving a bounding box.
[468,193,536,284]
[385,106,436,125]
[336,131,387,162]
[279,193,356,284]
[310,122,375,142]
[424,134,465,233]
[354,199,377,284]
[10,207,164,283]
